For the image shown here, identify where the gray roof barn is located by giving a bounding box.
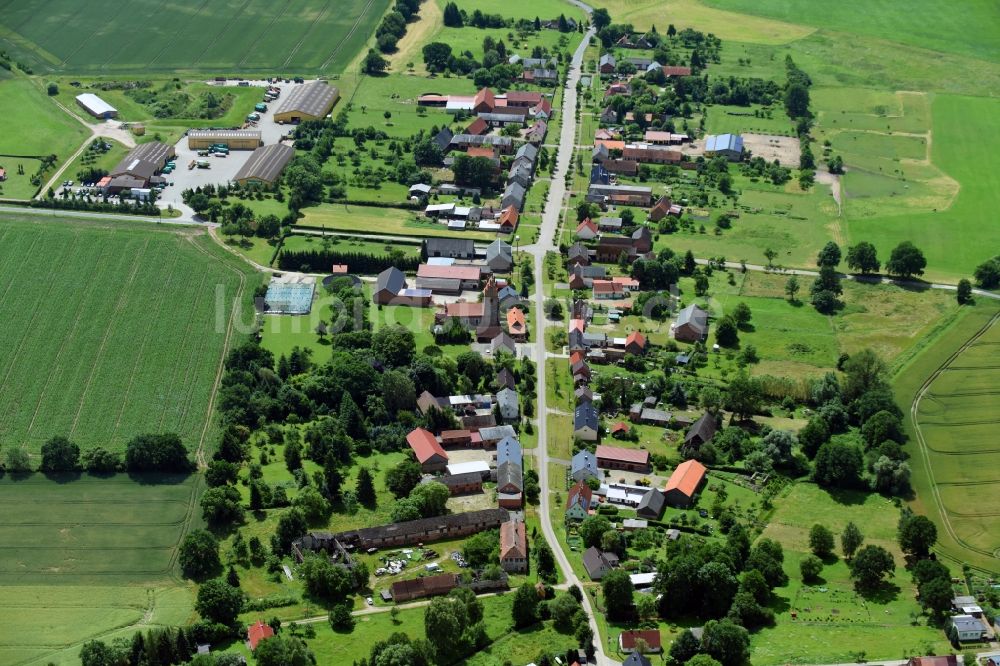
[515,143,539,164]
[685,413,718,446]
[233,143,295,185]
[425,238,475,259]
[375,267,405,297]
[433,127,454,151]
[491,332,517,356]
[486,240,513,272]
[496,388,519,420]
[497,461,523,492]
[636,489,666,519]
[675,304,709,341]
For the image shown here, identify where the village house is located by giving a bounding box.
[499,520,528,573]
[373,267,432,307]
[674,303,709,342]
[574,404,600,441]
[572,449,600,481]
[664,459,707,507]
[506,307,527,340]
[685,413,718,449]
[566,479,594,521]
[583,546,619,580]
[619,630,662,654]
[497,461,524,509]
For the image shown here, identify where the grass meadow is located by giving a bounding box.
[750,483,951,664]
[0,79,87,178]
[0,216,254,457]
[0,474,200,666]
[299,203,495,241]
[0,0,393,74]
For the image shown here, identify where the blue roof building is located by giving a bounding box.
[704,133,744,161]
[572,449,600,481]
[496,437,522,466]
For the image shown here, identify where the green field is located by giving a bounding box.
[0,474,199,666]
[904,307,1000,572]
[0,216,252,455]
[752,484,950,664]
[845,95,1000,282]
[703,0,1000,63]
[0,0,392,74]
[299,203,495,241]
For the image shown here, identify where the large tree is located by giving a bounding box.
[973,256,1000,288]
[254,635,313,666]
[579,515,612,548]
[849,545,895,591]
[195,580,244,625]
[700,619,751,666]
[898,514,937,558]
[511,583,540,628]
[601,569,635,621]
[885,241,927,279]
[725,371,763,421]
[813,441,863,489]
[179,530,221,580]
[385,459,422,498]
[816,241,841,268]
[591,8,612,29]
[40,435,80,472]
[846,242,880,274]
[809,524,835,558]
[124,433,191,473]
[841,521,864,560]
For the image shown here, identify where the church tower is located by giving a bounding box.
[482,274,500,328]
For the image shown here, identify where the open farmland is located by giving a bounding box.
[0,0,392,74]
[0,216,253,456]
[0,474,199,666]
[909,308,1000,571]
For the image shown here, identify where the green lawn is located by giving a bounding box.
[0,0,393,74]
[0,79,87,158]
[0,215,254,455]
[0,156,44,199]
[0,474,199,666]
[705,104,793,136]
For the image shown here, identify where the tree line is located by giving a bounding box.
[276,247,419,273]
[0,433,193,476]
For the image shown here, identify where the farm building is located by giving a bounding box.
[406,427,448,472]
[232,143,295,186]
[373,267,431,307]
[674,304,709,342]
[273,81,340,123]
[664,459,707,507]
[391,573,459,602]
[187,130,262,150]
[105,141,175,192]
[704,134,744,161]
[596,445,651,473]
[685,413,718,449]
[76,93,118,119]
[619,629,662,653]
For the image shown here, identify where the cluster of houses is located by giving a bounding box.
[412,86,552,232]
[947,595,994,643]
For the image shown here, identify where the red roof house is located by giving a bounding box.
[596,445,650,472]
[664,459,707,507]
[506,307,527,340]
[473,87,496,113]
[407,427,449,471]
[662,65,692,77]
[610,421,630,438]
[498,205,519,231]
[247,620,275,651]
[576,218,598,239]
[619,629,662,653]
[625,331,646,355]
[466,117,489,136]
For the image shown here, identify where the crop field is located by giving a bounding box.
[752,483,950,664]
[0,216,251,456]
[0,474,199,666]
[911,310,1000,567]
[0,0,392,74]
[703,0,1000,63]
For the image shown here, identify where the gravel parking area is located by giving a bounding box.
[157,80,312,213]
[741,133,801,167]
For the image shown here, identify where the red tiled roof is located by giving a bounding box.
[506,91,543,104]
[499,520,526,559]
[474,87,496,110]
[593,280,624,295]
[418,264,481,281]
[507,307,526,334]
[567,479,593,508]
[612,276,639,288]
[330,264,348,274]
[406,427,448,464]
[569,350,585,365]
[499,205,519,228]
[596,445,650,465]
[569,318,585,333]
[467,145,495,158]
[595,139,626,151]
[620,629,661,650]
[576,219,598,234]
[247,620,275,651]
[611,421,630,434]
[444,302,485,318]
[664,459,707,498]
[626,331,646,348]
[466,117,489,136]
[662,65,692,77]
[622,146,682,162]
